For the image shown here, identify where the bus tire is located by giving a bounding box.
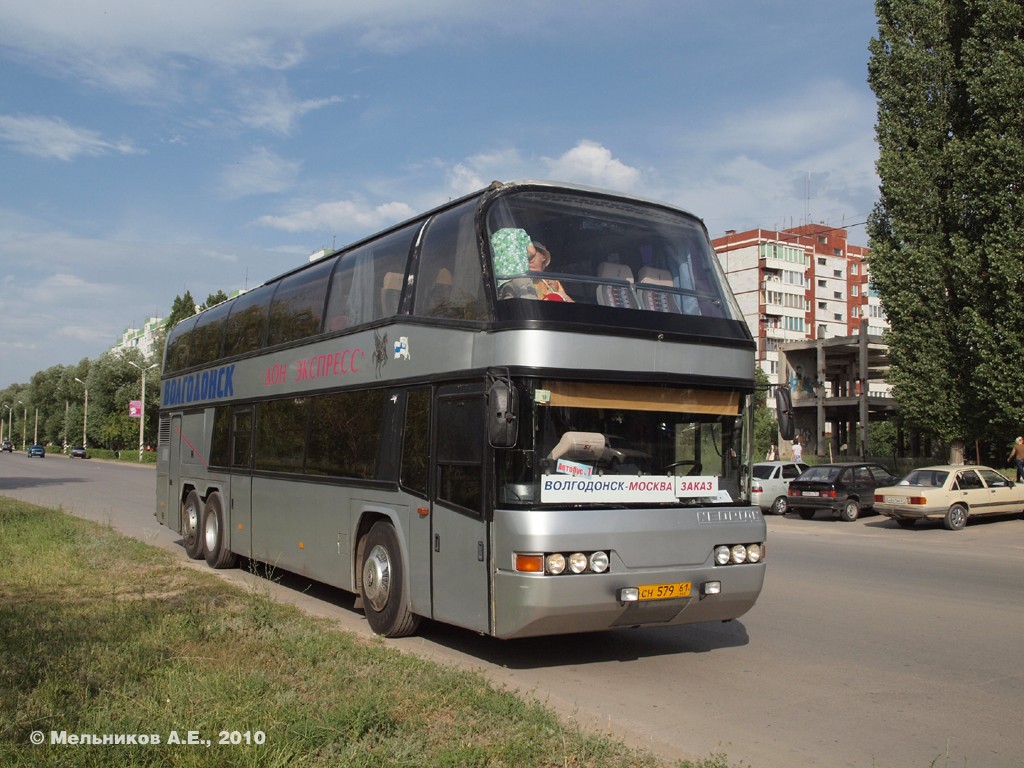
[182,491,205,560]
[359,522,420,638]
[203,492,237,569]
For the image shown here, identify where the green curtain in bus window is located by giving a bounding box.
[306,390,387,479]
[254,398,308,473]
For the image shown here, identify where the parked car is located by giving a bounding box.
[69,445,89,459]
[874,465,1024,531]
[749,460,809,514]
[1,439,13,453]
[787,461,898,522]
[27,444,46,458]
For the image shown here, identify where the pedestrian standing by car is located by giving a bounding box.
[791,436,803,463]
[766,443,778,461]
[1008,436,1024,481]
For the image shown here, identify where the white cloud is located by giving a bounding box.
[255,199,416,233]
[237,85,344,136]
[543,141,641,191]
[219,148,303,199]
[0,114,143,161]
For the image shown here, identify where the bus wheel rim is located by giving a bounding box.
[363,544,392,612]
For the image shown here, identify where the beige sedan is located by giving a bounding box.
[874,465,1024,530]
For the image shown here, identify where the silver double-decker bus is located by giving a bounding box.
[156,180,779,639]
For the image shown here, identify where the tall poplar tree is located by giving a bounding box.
[867,0,1024,450]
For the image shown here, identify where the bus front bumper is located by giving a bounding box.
[491,563,766,639]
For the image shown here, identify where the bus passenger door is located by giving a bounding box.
[228,407,254,558]
[430,386,490,633]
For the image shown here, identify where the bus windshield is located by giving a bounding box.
[496,380,747,507]
[486,189,744,320]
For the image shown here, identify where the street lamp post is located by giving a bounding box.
[18,400,26,450]
[74,378,88,449]
[128,362,158,463]
[2,403,10,443]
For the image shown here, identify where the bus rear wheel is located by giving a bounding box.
[203,492,237,569]
[182,491,205,560]
[359,522,420,638]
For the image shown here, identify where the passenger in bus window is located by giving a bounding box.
[528,242,573,302]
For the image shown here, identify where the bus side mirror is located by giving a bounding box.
[487,379,518,448]
[775,387,795,441]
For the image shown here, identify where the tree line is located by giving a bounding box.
[0,290,226,453]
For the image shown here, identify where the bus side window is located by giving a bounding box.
[210,406,231,467]
[401,388,431,497]
[435,389,484,515]
[416,200,489,320]
[324,225,416,328]
[223,283,274,358]
[306,390,388,479]
[164,315,199,373]
[266,255,336,347]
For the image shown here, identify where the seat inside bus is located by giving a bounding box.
[380,272,403,316]
[636,267,681,313]
[595,262,638,309]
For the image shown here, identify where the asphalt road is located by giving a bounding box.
[3,454,1023,768]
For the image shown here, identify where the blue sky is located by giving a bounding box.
[0,1,879,389]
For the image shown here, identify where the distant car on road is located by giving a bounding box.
[27,444,46,458]
[1,439,13,453]
[874,465,1024,530]
[749,460,809,515]
[69,445,89,459]
[787,461,898,522]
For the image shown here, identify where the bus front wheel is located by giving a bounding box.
[182,491,205,560]
[203,492,237,569]
[359,522,420,638]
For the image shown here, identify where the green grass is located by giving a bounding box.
[0,497,738,768]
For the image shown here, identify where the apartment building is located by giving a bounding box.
[113,316,165,361]
[712,224,893,457]
[711,223,887,383]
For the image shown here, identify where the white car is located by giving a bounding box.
[750,460,809,515]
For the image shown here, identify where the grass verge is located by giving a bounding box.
[0,497,738,768]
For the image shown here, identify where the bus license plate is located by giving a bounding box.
[638,582,692,600]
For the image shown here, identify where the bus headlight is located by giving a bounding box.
[589,551,609,573]
[714,545,731,565]
[546,553,566,575]
[713,543,764,565]
[568,552,589,573]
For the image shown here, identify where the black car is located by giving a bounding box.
[787,462,899,522]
